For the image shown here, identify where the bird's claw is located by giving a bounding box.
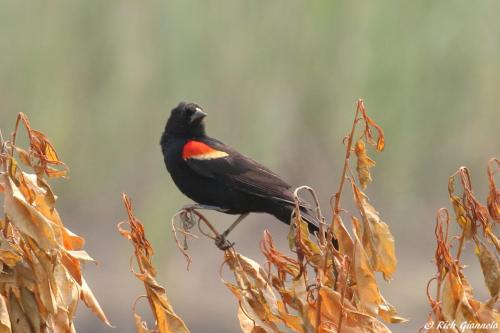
[215,234,234,250]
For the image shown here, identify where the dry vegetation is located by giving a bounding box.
[422,160,500,332]
[1,106,498,333]
[118,194,189,333]
[0,114,110,332]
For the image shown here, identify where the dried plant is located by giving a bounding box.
[0,113,110,332]
[422,159,500,332]
[118,194,189,333]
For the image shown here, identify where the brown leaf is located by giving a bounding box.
[289,214,322,269]
[12,113,68,178]
[441,272,460,323]
[352,221,381,317]
[260,231,300,278]
[8,294,32,333]
[487,158,500,223]
[0,294,11,333]
[237,307,269,333]
[355,139,376,189]
[485,227,500,252]
[80,278,112,327]
[450,195,474,240]
[223,251,282,332]
[475,241,500,297]
[358,100,385,152]
[307,287,391,333]
[2,174,61,250]
[15,147,31,167]
[276,301,306,333]
[353,185,397,280]
[19,288,40,332]
[332,215,353,255]
[0,242,22,268]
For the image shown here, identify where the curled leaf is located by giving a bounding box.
[355,139,376,189]
[11,113,68,178]
[358,100,385,152]
[449,195,474,240]
[487,158,500,223]
[118,194,189,333]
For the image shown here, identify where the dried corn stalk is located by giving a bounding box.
[0,113,110,332]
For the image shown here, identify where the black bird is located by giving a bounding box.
[160,102,324,248]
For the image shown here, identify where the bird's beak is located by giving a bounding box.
[190,108,207,123]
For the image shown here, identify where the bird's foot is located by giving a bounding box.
[215,234,234,251]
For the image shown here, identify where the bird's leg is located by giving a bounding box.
[215,213,249,250]
[182,204,229,213]
[221,213,249,238]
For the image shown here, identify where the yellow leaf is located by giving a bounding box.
[358,100,385,152]
[450,195,474,239]
[307,287,392,333]
[0,295,11,333]
[2,175,61,250]
[352,222,381,317]
[332,215,353,256]
[223,251,282,332]
[276,301,306,333]
[237,306,270,333]
[289,214,322,268]
[355,140,376,189]
[353,185,397,280]
[441,272,459,323]
[0,243,22,268]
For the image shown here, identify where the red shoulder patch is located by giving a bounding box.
[182,141,229,160]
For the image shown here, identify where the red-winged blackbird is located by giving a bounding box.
[160,102,326,248]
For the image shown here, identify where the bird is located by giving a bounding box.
[160,102,328,249]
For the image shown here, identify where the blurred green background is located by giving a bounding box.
[1,1,499,332]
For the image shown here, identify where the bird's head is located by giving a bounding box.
[164,102,207,138]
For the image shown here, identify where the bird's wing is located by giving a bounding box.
[182,138,294,203]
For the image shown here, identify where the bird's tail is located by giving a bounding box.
[297,208,321,233]
[271,204,338,249]
[296,207,339,250]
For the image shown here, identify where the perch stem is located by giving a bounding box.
[332,100,362,217]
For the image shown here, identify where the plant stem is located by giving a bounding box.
[455,227,466,261]
[331,100,362,217]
